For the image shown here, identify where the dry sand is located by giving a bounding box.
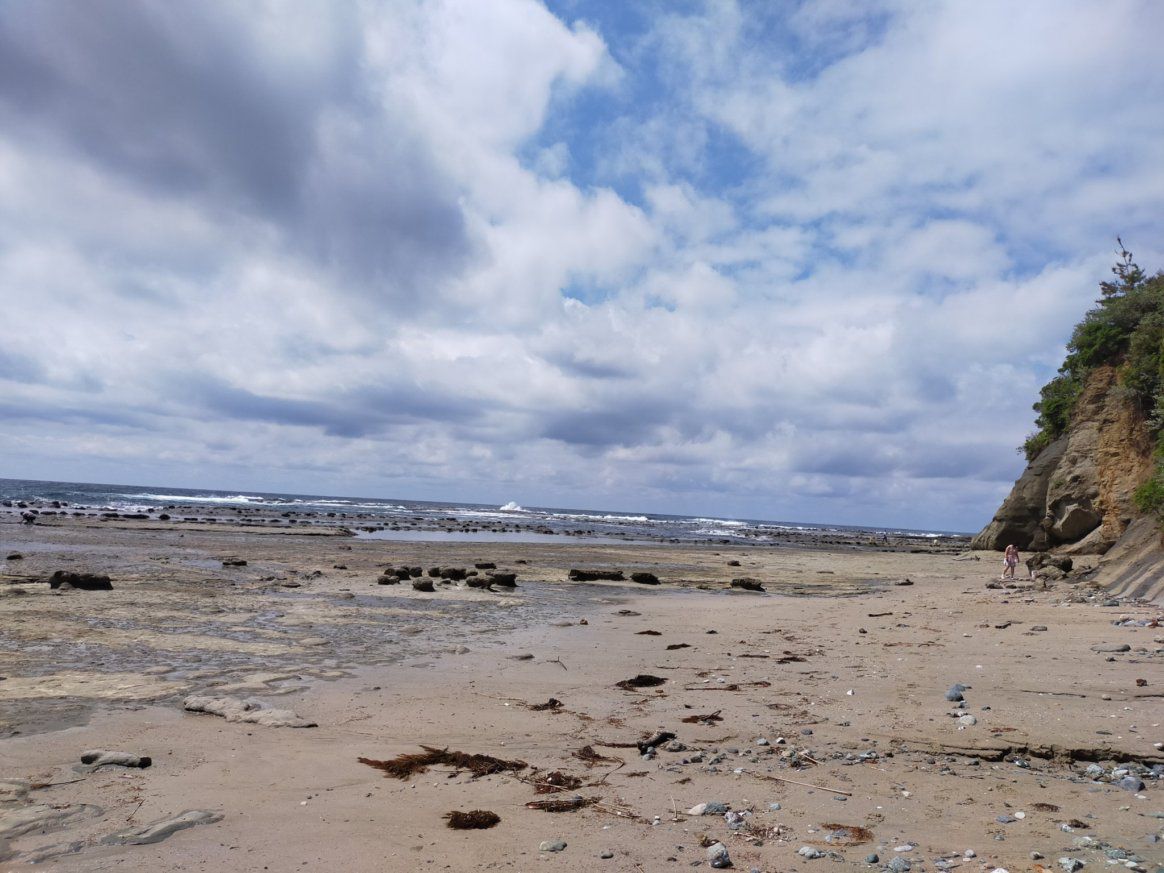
[1,515,1161,871]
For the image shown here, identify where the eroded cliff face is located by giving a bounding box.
[972,365,1155,555]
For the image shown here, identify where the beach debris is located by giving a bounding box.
[681,710,723,725]
[411,579,435,592]
[666,643,691,650]
[636,731,676,754]
[616,674,666,690]
[444,809,500,829]
[183,696,317,728]
[688,801,729,815]
[684,680,771,691]
[101,810,223,846]
[569,569,624,581]
[615,609,641,616]
[358,746,527,780]
[221,558,247,567]
[1029,802,1060,812]
[80,750,152,769]
[573,745,619,767]
[5,552,22,560]
[507,653,535,660]
[821,823,873,845]
[528,698,563,711]
[636,629,661,635]
[630,572,659,585]
[48,571,112,591]
[741,769,853,796]
[526,795,594,812]
[530,771,583,793]
[730,578,764,591]
[474,562,496,570]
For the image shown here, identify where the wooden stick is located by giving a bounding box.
[740,769,852,796]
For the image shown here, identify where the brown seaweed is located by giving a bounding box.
[359,746,528,780]
[615,674,666,690]
[820,823,873,846]
[525,795,596,812]
[531,770,583,793]
[444,809,500,829]
[681,710,723,725]
[528,698,564,711]
[573,745,619,767]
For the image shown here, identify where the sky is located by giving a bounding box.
[1,0,1162,532]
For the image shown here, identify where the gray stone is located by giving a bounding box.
[706,842,731,868]
[886,858,912,873]
[798,846,823,859]
[539,840,567,853]
[1057,859,1084,873]
[865,854,879,864]
[945,684,966,702]
[1119,775,1145,792]
[599,850,614,859]
[1090,644,1131,653]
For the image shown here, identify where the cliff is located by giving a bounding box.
[972,365,1163,598]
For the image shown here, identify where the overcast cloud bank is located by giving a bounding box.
[1,0,1162,531]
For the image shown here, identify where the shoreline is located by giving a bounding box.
[1,514,1160,870]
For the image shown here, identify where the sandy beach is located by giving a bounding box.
[1,511,1161,872]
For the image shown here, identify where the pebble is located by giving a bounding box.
[599,850,613,859]
[539,840,567,853]
[768,803,781,811]
[865,853,879,864]
[1118,775,1145,792]
[946,684,966,702]
[797,846,823,859]
[1058,859,1084,872]
[958,714,978,727]
[706,841,731,868]
[887,858,912,872]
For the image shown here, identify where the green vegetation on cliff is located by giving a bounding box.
[1023,242,1164,519]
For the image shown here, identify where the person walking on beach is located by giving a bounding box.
[1001,544,1019,580]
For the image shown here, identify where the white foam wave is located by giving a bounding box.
[499,501,525,512]
[694,517,746,527]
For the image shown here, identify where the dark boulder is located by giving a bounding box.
[488,572,517,587]
[730,578,764,592]
[630,572,659,585]
[568,569,625,582]
[411,579,435,592]
[49,571,112,591]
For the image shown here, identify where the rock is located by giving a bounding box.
[600,850,613,859]
[630,572,659,585]
[1057,859,1084,873]
[730,578,764,592]
[893,577,914,586]
[958,715,978,727]
[798,846,823,859]
[488,572,517,586]
[1031,625,1048,632]
[886,858,912,873]
[865,854,880,864]
[1090,643,1131,653]
[4,553,21,561]
[945,683,966,702]
[474,562,496,570]
[568,569,624,581]
[102,810,223,846]
[48,571,112,591]
[221,558,247,567]
[80,750,152,769]
[971,435,1068,550]
[411,580,435,592]
[539,840,567,853]
[0,803,96,840]
[442,568,469,581]
[706,841,731,868]
[182,695,316,728]
[1118,775,1145,792]
[1053,503,1102,542]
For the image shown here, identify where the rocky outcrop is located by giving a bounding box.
[973,366,1154,555]
[1094,517,1164,602]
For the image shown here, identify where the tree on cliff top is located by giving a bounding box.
[1022,242,1164,521]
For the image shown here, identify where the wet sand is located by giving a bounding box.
[1,512,1161,871]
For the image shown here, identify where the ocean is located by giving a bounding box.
[0,477,967,547]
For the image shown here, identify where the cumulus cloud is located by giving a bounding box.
[1,0,1162,531]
